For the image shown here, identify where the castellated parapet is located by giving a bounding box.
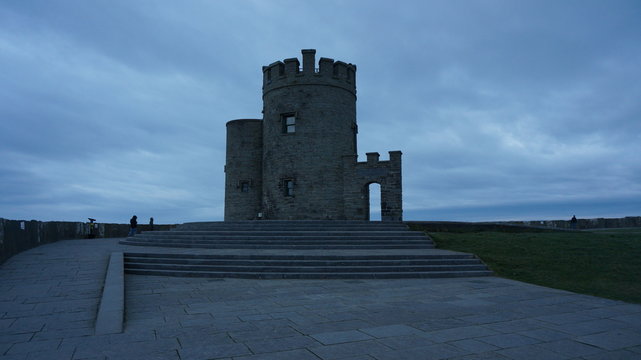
[262,49,356,97]
[224,49,402,221]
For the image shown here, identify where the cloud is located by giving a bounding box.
[1,0,640,223]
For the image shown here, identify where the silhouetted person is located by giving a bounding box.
[570,215,578,229]
[149,217,154,231]
[128,215,138,237]
[87,218,97,239]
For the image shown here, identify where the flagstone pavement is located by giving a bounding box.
[1,238,640,359]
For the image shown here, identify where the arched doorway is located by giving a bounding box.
[368,182,381,221]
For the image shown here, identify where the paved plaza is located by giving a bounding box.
[1,239,641,360]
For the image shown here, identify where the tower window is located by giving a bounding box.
[282,114,296,134]
[283,179,295,196]
[240,181,250,193]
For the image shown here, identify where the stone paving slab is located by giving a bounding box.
[1,238,641,359]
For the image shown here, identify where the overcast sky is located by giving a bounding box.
[1,0,640,224]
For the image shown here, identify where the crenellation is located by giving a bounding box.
[319,57,334,75]
[389,151,402,169]
[301,49,316,73]
[366,152,380,164]
[333,61,348,79]
[283,58,300,76]
[262,61,285,84]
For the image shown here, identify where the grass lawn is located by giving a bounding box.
[422,228,641,304]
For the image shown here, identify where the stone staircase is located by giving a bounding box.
[120,221,433,250]
[119,221,492,279]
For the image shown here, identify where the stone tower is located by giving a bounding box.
[224,49,402,221]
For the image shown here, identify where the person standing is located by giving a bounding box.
[570,215,578,229]
[149,217,154,231]
[128,215,138,237]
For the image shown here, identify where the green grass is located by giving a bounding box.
[423,229,641,304]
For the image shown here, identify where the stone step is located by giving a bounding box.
[125,257,478,266]
[172,227,411,232]
[125,262,489,273]
[120,221,492,279]
[178,220,407,226]
[175,221,408,231]
[129,258,478,267]
[119,241,434,250]
[124,253,476,260]
[124,268,494,279]
[122,252,491,279]
[126,255,478,266]
[120,220,434,250]
[144,230,426,236]
[130,235,431,243]
[126,237,431,244]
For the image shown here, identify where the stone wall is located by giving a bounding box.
[0,218,175,264]
[407,216,641,233]
[343,151,403,221]
[504,216,641,230]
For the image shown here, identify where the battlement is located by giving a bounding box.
[342,151,403,177]
[262,49,356,96]
[360,151,402,166]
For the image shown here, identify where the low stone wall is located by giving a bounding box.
[407,216,641,233]
[406,221,558,233]
[0,218,175,264]
[503,216,641,230]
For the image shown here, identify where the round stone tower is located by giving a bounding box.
[261,49,357,219]
[224,119,263,220]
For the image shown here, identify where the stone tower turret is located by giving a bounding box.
[224,119,263,220]
[261,49,357,219]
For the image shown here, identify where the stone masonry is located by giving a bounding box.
[224,49,402,221]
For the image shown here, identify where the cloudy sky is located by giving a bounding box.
[1,0,640,224]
